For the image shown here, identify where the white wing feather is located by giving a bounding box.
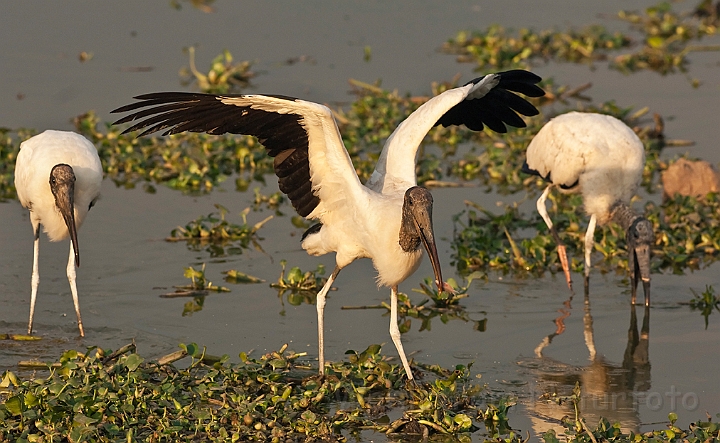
[367,75,499,194]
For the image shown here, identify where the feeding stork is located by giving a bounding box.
[111,69,545,379]
[14,130,103,336]
[522,112,653,306]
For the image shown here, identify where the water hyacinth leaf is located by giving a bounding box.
[121,354,144,371]
[3,395,24,416]
[73,413,98,426]
[180,342,201,358]
[0,371,19,388]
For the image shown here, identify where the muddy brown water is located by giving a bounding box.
[1,1,720,440]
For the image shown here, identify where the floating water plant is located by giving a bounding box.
[270,260,328,294]
[180,47,256,94]
[443,1,720,78]
[167,204,272,256]
[687,285,720,328]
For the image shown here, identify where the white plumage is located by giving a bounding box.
[15,130,103,336]
[524,112,653,304]
[112,69,545,378]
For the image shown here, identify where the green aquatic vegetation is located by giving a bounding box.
[687,285,720,329]
[0,128,35,202]
[347,274,488,335]
[646,193,720,273]
[180,47,256,94]
[443,24,631,71]
[453,194,636,278]
[539,386,720,443]
[0,343,505,442]
[169,264,230,295]
[160,264,231,316]
[452,198,586,277]
[270,259,328,294]
[252,187,285,212]
[443,1,720,77]
[167,204,273,256]
[614,2,720,75]
[453,189,720,278]
[75,111,277,194]
[412,272,482,309]
[1,346,718,442]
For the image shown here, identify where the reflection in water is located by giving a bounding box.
[274,288,317,316]
[528,292,650,436]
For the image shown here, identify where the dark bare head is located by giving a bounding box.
[399,186,443,292]
[50,164,79,267]
[611,202,653,306]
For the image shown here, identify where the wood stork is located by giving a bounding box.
[522,112,653,306]
[112,69,545,379]
[14,130,103,337]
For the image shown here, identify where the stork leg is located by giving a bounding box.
[389,285,414,380]
[583,291,597,362]
[316,266,341,376]
[67,242,85,337]
[537,186,572,290]
[583,214,597,291]
[28,224,41,335]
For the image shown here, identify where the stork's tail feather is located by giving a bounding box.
[301,222,323,241]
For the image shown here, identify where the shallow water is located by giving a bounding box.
[1,1,720,440]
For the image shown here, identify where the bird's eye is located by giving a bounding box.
[50,177,56,184]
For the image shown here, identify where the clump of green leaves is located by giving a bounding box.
[453,156,720,279]
[443,1,720,78]
[252,187,285,212]
[176,264,230,293]
[646,193,720,273]
[452,200,582,277]
[270,259,327,293]
[0,343,507,442]
[167,204,272,256]
[181,47,256,94]
[614,2,720,75]
[0,129,33,202]
[269,261,327,315]
[397,273,488,334]
[443,24,631,71]
[160,264,230,315]
[688,285,720,328]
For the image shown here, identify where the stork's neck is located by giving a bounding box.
[609,201,642,231]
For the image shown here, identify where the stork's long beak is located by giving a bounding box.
[414,211,444,294]
[56,183,80,267]
[632,243,651,307]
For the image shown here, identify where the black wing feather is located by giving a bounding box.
[111,92,320,217]
[435,69,544,131]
